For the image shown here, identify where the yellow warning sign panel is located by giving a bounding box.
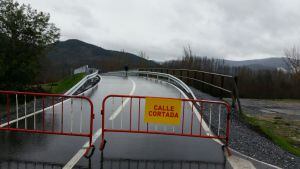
[144,97,182,125]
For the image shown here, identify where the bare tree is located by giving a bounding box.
[284,46,300,73]
[139,51,149,67]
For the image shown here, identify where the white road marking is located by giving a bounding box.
[109,78,136,120]
[63,128,102,169]
[157,80,212,135]
[64,77,136,168]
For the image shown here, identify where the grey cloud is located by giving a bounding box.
[17,0,300,61]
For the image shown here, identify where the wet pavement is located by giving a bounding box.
[0,76,224,169]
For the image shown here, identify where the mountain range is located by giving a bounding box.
[41,39,288,81]
[224,57,288,71]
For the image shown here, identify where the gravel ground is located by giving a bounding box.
[190,86,300,169]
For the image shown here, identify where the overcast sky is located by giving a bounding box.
[17,0,300,61]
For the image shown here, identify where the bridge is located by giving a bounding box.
[0,70,279,169]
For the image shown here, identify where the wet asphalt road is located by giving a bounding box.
[0,76,224,169]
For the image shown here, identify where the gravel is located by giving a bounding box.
[190,86,300,169]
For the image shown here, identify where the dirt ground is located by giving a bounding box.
[240,99,300,150]
[240,99,300,121]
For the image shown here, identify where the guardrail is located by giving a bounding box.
[101,70,196,100]
[102,70,240,114]
[65,70,99,95]
[138,68,242,114]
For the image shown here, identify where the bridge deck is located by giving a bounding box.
[0,76,224,169]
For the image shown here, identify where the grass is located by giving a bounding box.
[41,73,85,94]
[241,112,300,157]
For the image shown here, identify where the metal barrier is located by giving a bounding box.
[0,91,95,156]
[99,158,224,169]
[0,159,88,169]
[138,68,242,114]
[102,70,197,101]
[100,94,231,150]
[65,70,99,95]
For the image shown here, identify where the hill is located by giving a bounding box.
[224,57,288,71]
[47,39,146,65]
[40,39,156,81]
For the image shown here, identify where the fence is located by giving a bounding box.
[138,68,242,114]
[0,91,95,157]
[0,159,88,169]
[100,94,231,150]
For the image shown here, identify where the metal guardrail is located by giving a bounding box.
[131,70,197,99]
[102,70,197,100]
[65,70,99,95]
[138,68,242,114]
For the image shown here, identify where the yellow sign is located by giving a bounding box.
[144,97,182,125]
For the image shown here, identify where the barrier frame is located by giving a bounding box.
[100,94,231,150]
[0,90,95,156]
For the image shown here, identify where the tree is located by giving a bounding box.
[284,46,300,74]
[139,51,149,67]
[0,0,60,89]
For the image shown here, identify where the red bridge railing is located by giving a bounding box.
[0,91,95,156]
[100,94,231,150]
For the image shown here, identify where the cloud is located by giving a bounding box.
[17,0,300,61]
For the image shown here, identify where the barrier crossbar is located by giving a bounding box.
[0,91,95,156]
[100,94,231,150]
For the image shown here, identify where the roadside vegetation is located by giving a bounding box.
[163,46,300,99]
[241,112,300,156]
[0,0,60,91]
[41,73,85,94]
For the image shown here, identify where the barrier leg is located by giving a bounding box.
[84,145,95,159]
[100,137,106,151]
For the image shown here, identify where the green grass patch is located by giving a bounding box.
[41,73,85,94]
[241,113,300,157]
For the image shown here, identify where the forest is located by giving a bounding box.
[162,47,300,99]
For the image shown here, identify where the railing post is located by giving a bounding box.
[233,76,242,115]
[201,72,204,91]
[187,70,190,85]
[210,74,214,94]
[180,70,183,81]
[193,71,197,88]
[220,76,224,99]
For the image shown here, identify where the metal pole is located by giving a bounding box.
[233,76,242,115]
[15,94,18,128]
[220,76,224,99]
